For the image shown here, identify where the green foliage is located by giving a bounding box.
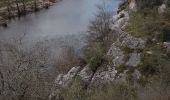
[84,5,114,72]
[139,45,164,77]
[86,82,137,100]
[166,0,170,7]
[127,11,162,37]
[89,55,104,72]
[126,13,144,37]
[83,42,105,72]
[61,78,86,100]
[163,24,170,42]
[136,0,163,10]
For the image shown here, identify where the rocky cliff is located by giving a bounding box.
[49,0,170,99]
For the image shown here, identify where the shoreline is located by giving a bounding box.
[0,0,61,27]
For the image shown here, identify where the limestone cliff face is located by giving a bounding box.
[49,1,146,100]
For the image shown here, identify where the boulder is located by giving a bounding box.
[129,0,137,12]
[163,42,170,57]
[91,65,117,86]
[126,52,141,67]
[107,43,125,66]
[158,4,166,14]
[116,30,146,49]
[54,66,81,87]
[111,10,129,29]
[77,65,94,83]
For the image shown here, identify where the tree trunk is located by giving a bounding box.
[15,0,21,16]
[7,0,12,18]
[22,0,26,14]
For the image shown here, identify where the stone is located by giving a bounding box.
[78,65,94,83]
[126,52,141,67]
[163,42,170,57]
[107,43,125,66]
[133,69,141,80]
[91,65,117,86]
[111,10,129,30]
[158,4,166,14]
[54,66,81,87]
[146,51,153,55]
[129,0,137,12]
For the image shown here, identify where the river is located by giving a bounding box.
[0,0,120,58]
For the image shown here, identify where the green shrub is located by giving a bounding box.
[136,0,163,10]
[166,0,170,7]
[86,82,137,100]
[163,25,170,42]
[62,78,85,100]
[83,42,105,72]
[89,55,104,72]
[139,45,164,77]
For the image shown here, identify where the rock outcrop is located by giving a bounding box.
[54,66,81,87]
[49,1,146,99]
[126,52,141,67]
[158,4,166,14]
[129,0,137,12]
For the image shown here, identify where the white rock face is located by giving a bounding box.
[164,42,170,54]
[158,4,166,14]
[129,0,137,12]
[114,29,145,49]
[77,65,94,83]
[133,69,141,80]
[107,43,125,66]
[111,10,129,29]
[91,65,117,86]
[54,66,81,87]
[49,66,81,100]
[126,52,141,67]
[120,34,145,49]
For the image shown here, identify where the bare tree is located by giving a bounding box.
[0,36,54,100]
[21,0,26,14]
[15,0,21,16]
[88,4,112,43]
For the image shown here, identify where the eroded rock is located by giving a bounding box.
[126,52,141,67]
[91,65,117,86]
[77,65,94,83]
[158,4,166,14]
[111,10,129,29]
[54,66,81,87]
[129,0,137,12]
[107,43,125,66]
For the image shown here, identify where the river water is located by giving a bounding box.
[0,0,120,56]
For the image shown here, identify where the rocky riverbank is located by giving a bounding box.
[0,0,61,27]
[48,0,170,99]
[48,0,147,99]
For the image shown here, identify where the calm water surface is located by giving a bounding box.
[0,0,119,39]
[0,0,120,54]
